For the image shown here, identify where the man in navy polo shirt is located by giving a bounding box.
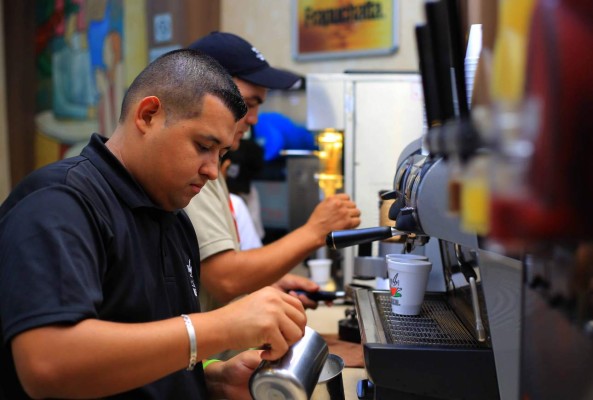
[0,49,306,399]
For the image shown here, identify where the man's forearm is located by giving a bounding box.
[201,224,323,303]
[11,315,228,398]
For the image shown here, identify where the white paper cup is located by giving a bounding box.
[375,277,390,290]
[387,258,432,316]
[308,259,332,285]
[385,253,428,261]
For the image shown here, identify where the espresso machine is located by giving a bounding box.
[323,1,526,398]
[328,139,521,400]
[326,0,593,398]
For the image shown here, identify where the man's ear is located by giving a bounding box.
[220,158,232,179]
[135,96,162,133]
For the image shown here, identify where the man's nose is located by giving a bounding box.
[201,157,219,181]
[245,107,259,126]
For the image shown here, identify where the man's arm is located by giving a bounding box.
[201,193,361,303]
[11,287,306,399]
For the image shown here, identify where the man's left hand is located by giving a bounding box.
[204,350,263,400]
[272,273,322,309]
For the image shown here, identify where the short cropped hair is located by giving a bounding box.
[119,49,247,124]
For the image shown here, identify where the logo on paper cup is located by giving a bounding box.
[390,273,402,298]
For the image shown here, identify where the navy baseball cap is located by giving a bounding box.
[188,31,303,90]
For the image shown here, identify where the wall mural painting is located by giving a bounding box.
[35,0,145,166]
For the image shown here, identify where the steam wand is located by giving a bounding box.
[455,244,486,342]
[326,226,409,250]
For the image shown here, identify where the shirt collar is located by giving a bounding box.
[81,133,179,218]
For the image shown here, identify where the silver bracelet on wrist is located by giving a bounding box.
[181,314,197,371]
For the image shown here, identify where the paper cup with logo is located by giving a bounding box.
[387,258,432,316]
[308,259,332,285]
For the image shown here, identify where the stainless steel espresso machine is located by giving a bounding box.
[325,1,593,399]
[328,139,521,400]
[322,1,525,398]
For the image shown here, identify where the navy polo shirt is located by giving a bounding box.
[0,134,207,399]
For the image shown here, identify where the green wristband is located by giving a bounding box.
[202,359,221,370]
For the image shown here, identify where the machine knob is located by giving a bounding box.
[356,379,375,400]
[380,189,399,200]
[395,208,421,233]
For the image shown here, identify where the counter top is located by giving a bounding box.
[306,304,367,400]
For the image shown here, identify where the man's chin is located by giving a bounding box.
[232,135,244,150]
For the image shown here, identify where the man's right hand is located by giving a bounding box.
[217,286,307,360]
[305,193,361,243]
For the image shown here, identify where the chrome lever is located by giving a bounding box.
[455,243,486,342]
[469,276,486,342]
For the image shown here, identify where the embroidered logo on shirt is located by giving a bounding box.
[186,259,198,297]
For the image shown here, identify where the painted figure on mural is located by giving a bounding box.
[49,0,98,120]
[34,0,126,163]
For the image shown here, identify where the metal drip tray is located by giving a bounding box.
[375,291,479,347]
[354,289,483,348]
[354,289,500,399]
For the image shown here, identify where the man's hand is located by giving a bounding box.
[272,273,321,309]
[204,350,263,400]
[217,287,306,360]
[306,193,361,244]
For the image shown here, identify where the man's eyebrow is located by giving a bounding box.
[199,134,231,152]
[244,95,264,105]
[197,134,222,145]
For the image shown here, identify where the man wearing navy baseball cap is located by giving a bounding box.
[188,32,303,153]
[188,31,302,90]
[184,32,361,325]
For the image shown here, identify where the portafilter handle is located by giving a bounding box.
[326,226,405,250]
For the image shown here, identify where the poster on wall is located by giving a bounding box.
[34,0,148,167]
[293,0,399,61]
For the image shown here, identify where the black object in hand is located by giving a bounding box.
[294,290,345,302]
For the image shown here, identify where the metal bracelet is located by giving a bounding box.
[181,314,197,371]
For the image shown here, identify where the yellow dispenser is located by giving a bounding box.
[316,128,343,198]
